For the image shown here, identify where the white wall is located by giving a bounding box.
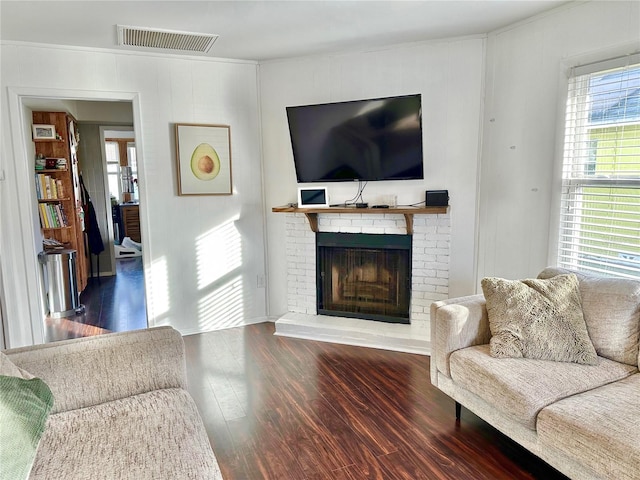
[260,37,485,317]
[0,43,267,346]
[76,101,135,123]
[3,2,637,348]
[478,1,640,283]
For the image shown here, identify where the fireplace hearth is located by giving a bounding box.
[317,233,411,323]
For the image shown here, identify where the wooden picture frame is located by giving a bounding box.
[175,123,232,196]
[32,124,57,140]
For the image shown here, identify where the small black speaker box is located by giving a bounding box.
[426,190,449,207]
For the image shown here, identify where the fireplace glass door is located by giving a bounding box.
[317,233,411,323]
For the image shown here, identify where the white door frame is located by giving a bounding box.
[99,126,137,276]
[3,87,147,348]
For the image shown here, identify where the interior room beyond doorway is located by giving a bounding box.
[25,98,148,342]
[46,255,146,342]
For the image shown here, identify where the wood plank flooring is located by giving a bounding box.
[78,256,147,332]
[183,323,568,480]
[44,257,147,343]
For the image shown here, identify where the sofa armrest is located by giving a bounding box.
[430,294,490,386]
[3,327,187,414]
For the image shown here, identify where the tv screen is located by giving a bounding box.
[286,94,424,183]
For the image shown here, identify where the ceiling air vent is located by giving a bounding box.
[117,25,218,54]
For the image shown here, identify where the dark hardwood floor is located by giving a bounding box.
[45,256,147,342]
[79,256,147,331]
[41,264,570,479]
[183,323,569,480]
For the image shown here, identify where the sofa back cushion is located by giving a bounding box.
[538,267,640,366]
[5,327,187,414]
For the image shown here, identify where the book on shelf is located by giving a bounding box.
[35,174,44,199]
[56,179,64,198]
[43,237,65,250]
[34,174,41,198]
[38,203,68,228]
[38,203,49,228]
[35,173,66,200]
[51,204,59,228]
[62,205,69,225]
[46,203,56,228]
[36,173,50,199]
[54,158,67,170]
[54,204,67,227]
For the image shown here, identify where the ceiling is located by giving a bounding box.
[0,1,570,62]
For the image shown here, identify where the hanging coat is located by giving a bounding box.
[80,175,105,255]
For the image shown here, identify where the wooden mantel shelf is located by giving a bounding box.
[272,205,448,235]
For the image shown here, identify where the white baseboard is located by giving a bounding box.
[90,270,115,278]
[179,316,269,337]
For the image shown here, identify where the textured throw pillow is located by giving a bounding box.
[0,352,54,480]
[481,274,598,365]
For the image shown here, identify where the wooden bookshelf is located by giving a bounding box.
[33,111,88,292]
[271,205,448,235]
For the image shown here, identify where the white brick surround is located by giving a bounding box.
[275,212,451,355]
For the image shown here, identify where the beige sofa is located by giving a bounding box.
[430,267,640,480]
[3,327,223,479]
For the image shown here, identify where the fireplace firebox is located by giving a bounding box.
[317,233,412,324]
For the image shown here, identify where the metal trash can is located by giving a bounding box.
[38,249,80,318]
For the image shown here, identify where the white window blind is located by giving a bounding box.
[558,58,640,279]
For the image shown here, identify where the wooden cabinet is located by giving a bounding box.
[33,111,88,292]
[120,204,141,243]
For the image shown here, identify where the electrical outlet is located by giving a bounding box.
[257,274,265,288]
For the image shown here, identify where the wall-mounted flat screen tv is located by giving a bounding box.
[286,94,423,183]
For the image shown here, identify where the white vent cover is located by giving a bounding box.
[117,25,218,54]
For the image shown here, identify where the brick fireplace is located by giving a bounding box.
[275,211,451,354]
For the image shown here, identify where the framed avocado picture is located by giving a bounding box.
[175,123,232,195]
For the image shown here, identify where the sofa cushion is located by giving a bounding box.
[449,344,637,430]
[481,274,597,365]
[30,388,222,480]
[538,267,640,366]
[7,327,188,415]
[537,374,640,480]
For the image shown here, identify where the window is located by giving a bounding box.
[127,142,138,201]
[105,137,137,203]
[105,141,121,202]
[558,55,640,279]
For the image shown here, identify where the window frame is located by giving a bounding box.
[552,54,640,280]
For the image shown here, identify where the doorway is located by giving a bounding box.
[15,94,149,343]
[47,121,148,342]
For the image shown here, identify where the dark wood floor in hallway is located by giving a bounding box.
[183,323,568,480]
[45,256,147,343]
